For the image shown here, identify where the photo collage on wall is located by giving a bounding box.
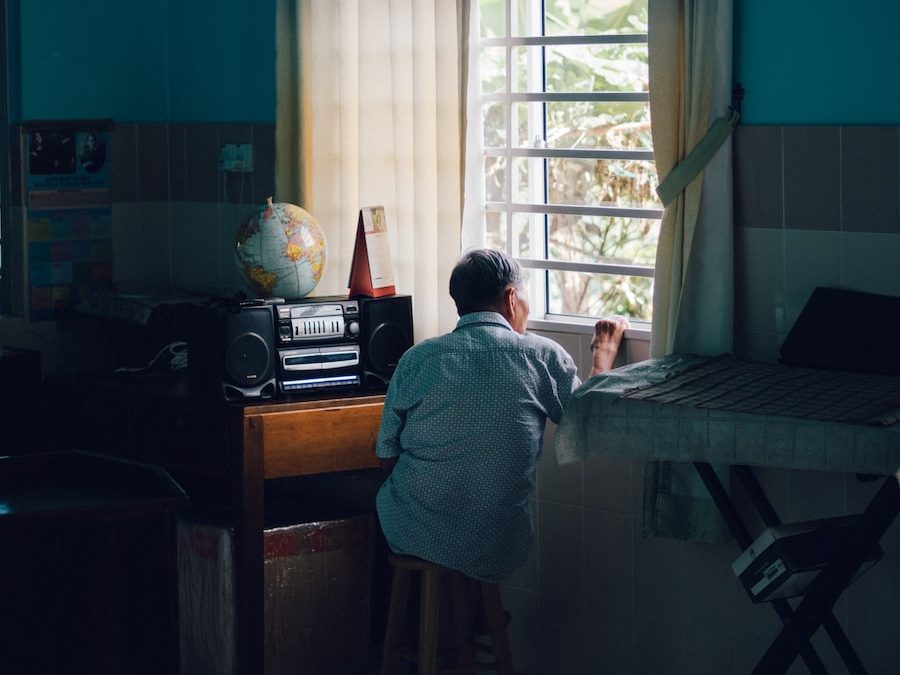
[21,120,113,321]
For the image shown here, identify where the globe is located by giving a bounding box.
[234,197,327,299]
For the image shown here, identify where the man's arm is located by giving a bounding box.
[380,456,398,479]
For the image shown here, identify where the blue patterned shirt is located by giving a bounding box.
[375,311,580,581]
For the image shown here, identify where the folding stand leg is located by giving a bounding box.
[733,465,866,674]
[692,462,829,675]
[753,475,899,675]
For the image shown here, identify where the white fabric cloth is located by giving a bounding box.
[275,0,464,339]
[557,356,900,478]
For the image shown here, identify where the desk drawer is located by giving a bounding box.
[254,402,383,478]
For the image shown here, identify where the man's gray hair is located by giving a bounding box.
[449,248,522,315]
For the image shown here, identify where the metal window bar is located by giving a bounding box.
[491,0,655,319]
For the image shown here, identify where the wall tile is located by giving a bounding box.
[110,202,141,284]
[583,453,633,513]
[733,329,783,364]
[170,201,219,291]
[584,610,634,675]
[137,123,169,201]
[185,124,219,202]
[782,229,842,330]
[110,123,137,203]
[633,615,683,675]
[846,559,900,667]
[841,126,900,234]
[136,201,172,286]
[633,519,683,622]
[539,596,585,675]
[840,232,900,297]
[734,125,783,229]
[252,123,276,205]
[168,124,186,201]
[538,500,584,609]
[682,622,734,675]
[734,226,785,334]
[783,127,841,231]
[786,468,846,522]
[682,539,738,630]
[584,509,633,616]
[537,423,583,505]
[216,201,254,295]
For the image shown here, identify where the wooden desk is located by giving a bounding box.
[45,373,384,675]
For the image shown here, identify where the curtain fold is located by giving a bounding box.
[275,0,464,339]
[644,0,735,543]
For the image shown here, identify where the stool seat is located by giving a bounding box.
[380,553,514,675]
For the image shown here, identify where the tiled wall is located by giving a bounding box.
[0,121,276,374]
[510,125,900,675]
[108,121,276,295]
[733,125,900,364]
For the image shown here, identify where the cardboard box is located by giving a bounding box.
[178,513,374,675]
[731,515,882,603]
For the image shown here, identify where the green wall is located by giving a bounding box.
[735,0,900,124]
[15,0,274,123]
[12,0,900,126]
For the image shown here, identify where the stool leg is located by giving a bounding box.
[381,566,412,675]
[451,573,477,667]
[418,568,442,675]
[480,583,514,675]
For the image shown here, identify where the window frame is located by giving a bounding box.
[477,1,660,333]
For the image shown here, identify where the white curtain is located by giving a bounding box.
[643,0,736,543]
[275,0,464,339]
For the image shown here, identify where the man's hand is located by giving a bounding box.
[590,317,629,377]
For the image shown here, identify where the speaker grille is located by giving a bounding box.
[225,332,272,385]
[359,295,413,388]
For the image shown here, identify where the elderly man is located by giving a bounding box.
[375,248,626,581]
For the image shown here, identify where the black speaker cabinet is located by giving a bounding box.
[358,295,414,389]
[188,303,277,401]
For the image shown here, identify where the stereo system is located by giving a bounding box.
[188,295,413,401]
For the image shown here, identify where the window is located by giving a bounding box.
[473,0,661,326]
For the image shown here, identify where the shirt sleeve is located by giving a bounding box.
[375,361,406,459]
[544,345,580,425]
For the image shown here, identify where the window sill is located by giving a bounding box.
[528,316,651,343]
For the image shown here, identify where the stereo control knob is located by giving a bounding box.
[347,320,360,336]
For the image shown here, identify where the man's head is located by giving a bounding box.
[449,248,530,333]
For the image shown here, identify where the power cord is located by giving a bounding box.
[115,340,188,373]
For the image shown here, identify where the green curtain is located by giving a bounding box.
[643,0,736,544]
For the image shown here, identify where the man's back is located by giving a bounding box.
[376,311,578,581]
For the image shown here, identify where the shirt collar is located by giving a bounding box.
[454,311,514,332]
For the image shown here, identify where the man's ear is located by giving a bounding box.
[500,285,517,320]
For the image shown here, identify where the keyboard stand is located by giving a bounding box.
[693,462,899,675]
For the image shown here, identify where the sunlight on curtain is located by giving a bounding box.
[275,0,464,339]
[644,0,735,543]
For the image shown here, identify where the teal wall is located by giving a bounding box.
[735,0,900,124]
[12,0,900,125]
[16,0,274,123]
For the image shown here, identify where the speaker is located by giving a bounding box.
[358,295,414,389]
[188,303,277,401]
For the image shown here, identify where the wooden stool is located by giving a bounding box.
[380,553,515,675]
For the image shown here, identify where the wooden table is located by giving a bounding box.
[45,373,384,675]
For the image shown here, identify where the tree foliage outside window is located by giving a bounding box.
[477,0,661,322]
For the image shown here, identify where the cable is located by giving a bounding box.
[115,340,188,373]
